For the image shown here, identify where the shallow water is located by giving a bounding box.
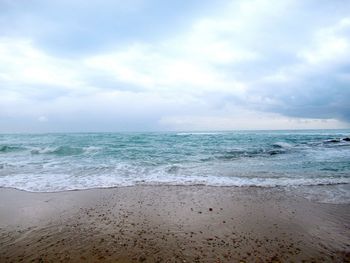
[0,130,349,203]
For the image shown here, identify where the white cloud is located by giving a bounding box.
[1,0,350,131]
[298,18,350,66]
[84,43,248,97]
[0,38,84,89]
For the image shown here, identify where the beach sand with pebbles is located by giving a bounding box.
[0,186,349,262]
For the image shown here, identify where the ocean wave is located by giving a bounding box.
[83,146,102,153]
[272,142,292,148]
[29,145,103,156]
[216,146,288,160]
[0,172,349,193]
[176,132,224,136]
[30,146,84,156]
[0,145,25,153]
[216,149,263,160]
[323,137,350,145]
[1,131,349,204]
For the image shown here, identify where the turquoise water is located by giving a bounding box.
[0,130,349,203]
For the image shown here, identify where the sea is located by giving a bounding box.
[0,130,349,204]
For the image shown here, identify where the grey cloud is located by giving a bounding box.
[246,68,350,121]
[0,0,219,57]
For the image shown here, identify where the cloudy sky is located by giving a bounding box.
[1,0,350,132]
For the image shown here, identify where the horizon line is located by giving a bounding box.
[1,128,350,135]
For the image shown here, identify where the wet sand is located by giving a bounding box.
[0,186,349,262]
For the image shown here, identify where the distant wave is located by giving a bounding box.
[176,132,224,136]
[215,149,264,160]
[323,137,350,144]
[272,142,292,148]
[217,145,290,160]
[29,145,103,156]
[30,146,85,156]
[0,145,25,153]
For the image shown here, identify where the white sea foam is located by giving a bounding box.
[1,170,349,196]
[272,142,292,148]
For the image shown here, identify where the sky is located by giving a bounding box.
[0,0,350,132]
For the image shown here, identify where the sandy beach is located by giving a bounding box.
[0,186,349,262]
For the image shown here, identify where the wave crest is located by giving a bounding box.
[0,145,24,153]
[31,146,84,156]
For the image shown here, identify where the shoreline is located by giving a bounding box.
[1,181,349,191]
[0,185,349,262]
[0,183,297,194]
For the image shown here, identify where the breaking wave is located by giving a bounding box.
[0,145,25,153]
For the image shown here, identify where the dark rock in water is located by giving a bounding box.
[343,137,350,142]
[325,139,340,143]
[269,150,284,155]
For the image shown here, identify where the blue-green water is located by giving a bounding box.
[0,130,349,203]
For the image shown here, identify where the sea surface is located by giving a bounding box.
[0,130,349,203]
